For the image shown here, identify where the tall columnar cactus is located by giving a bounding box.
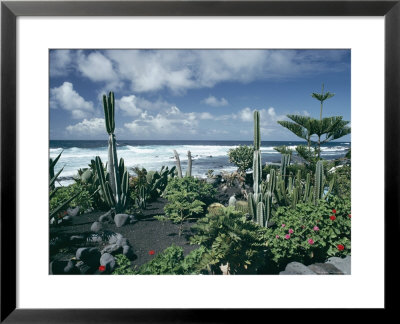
[173,150,183,178]
[280,153,291,184]
[186,151,192,177]
[314,160,324,204]
[253,110,262,195]
[95,92,129,213]
[103,92,121,204]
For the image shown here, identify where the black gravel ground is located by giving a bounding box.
[50,197,199,270]
[49,181,246,272]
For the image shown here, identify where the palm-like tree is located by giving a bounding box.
[277,84,351,160]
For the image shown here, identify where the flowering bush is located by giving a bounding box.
[265,196,351,271]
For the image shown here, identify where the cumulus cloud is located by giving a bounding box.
[124,106,202,137]
[50,50,74,77]
[238,107,286,126]
[50,82,94,119]
[66,118,105,136]
[103,49,348,94]
[202,95,229,107]
[116,95,143,117]
[77,51,117,82]
[50,49,349,94]
[238,107,254,122]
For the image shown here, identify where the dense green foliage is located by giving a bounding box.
[159,177,216,236]
[228,145,254,173]
[112,246,208,275]
[190,207,268,274]
[50,183,93,215]
[265,196,351,271]
[163,177,216,207]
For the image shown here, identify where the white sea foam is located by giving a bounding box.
[50,143,349,186]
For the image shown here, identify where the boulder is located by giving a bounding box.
[90,221,103,233]
[100,253,116,272]
[280,262,316,275]
[67,206,80,217]
[114,214,130,227]
[308,263,344,275]
[109,233,123,244]
[76,261,95,275]
[76,247,100,268]
[116,237,129,247]
[101,244,123,255]
[326,255,351,275]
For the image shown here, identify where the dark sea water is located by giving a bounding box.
[50,140,350,185]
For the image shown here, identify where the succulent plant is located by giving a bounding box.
[94,92,129,213]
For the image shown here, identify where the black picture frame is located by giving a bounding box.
[1,0,398,322]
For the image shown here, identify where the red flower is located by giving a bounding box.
[348,214,351,218]
[337,244,345,251]
[332,209,337,214]
[149,250,155,255]
[99,265,106,271]
[330,215,336,221]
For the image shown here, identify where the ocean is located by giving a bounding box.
[49,140,350,186]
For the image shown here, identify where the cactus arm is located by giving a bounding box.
[254,110,260,150]
[256,201,265,227]
[186,150,192,177]
[173,150,183,178]
[107,133,121,205]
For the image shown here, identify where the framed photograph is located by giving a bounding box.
[1,0,398,321]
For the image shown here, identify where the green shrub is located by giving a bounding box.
[228,145,254,173]
[265,196,351,271]
[331,165,351,199]
[163,177,216,206]
[161,177,216,235]
[49,183,93,215]
[190,207,268,274]
[134,245,207,275]
[113,254,138,275]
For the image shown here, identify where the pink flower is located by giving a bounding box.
[308,239,314,245]
[275,235,280,239]
[281,224,286,227]
[332,209,337,214]
[284,234,291,239]
[288,228,294,234]
[313,226,319,231]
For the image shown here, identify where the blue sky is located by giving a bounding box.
[49,49,351,141]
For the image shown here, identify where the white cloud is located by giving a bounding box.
[116,95,143,117]
[50,49,349,94]
[50,82,94,119]
[66,118,105,136]
[238,107,286,126]
[50,50,73,77]
[238,107,254,122]
[124,106,201,137]
[202,95,229,107]
[77,51,117,82]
